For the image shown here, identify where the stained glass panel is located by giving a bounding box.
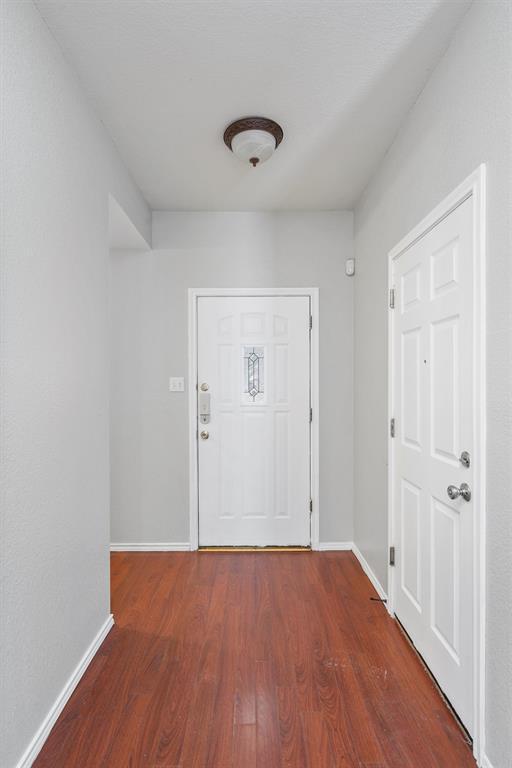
[243,346,264,401]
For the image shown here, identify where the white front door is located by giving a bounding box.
[392,197,475,733]
[197,295,311,547]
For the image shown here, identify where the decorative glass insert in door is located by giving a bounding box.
[243,346,264,401]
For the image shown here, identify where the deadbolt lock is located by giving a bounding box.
[199,391,211,424]
[200,382,209,392]
[200,430,209,440]
[459,450,470,468]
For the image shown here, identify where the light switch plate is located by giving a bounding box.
[169,377,185,392]
[345,258,355,276]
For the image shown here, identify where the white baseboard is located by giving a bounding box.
[316,542,389,607]
[316,541,353,551]
[110,542,191,551]
[352,543,389,605]
[15,614,114,768]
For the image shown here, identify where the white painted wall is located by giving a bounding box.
[0,3,150,766]
[110,211,353,546]
[353,1,512,765]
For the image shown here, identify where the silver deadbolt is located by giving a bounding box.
[459,450,471,468]
[200,430,209,440]
[199,391,211,424]
[200,382,209,392]
[447,482,471,502]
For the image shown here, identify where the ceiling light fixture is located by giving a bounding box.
[223,117,284,167]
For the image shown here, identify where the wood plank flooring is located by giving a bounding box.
[34,552,475,767]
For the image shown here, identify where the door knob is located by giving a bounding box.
[200,430,209,440]
[447,482,471,502]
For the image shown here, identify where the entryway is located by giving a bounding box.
[190,291,318,548]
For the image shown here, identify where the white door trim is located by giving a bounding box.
[188,287,320,551]
[387,165,486,765]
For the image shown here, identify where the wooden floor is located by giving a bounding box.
[35,552,475,767]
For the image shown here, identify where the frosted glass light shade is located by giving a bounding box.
[231,129,276,166]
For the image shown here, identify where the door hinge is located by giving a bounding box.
[309,315,313,330]
[309,498,313,514]
[389,288,395,309]
[310,407,313,423]
[390,417,395,438]
[389,546,395,566]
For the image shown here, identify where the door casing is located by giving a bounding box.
[188,287,320,550]
[388,166,486,764]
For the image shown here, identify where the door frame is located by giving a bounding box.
[188,287,320,551]
[387,166,486,763]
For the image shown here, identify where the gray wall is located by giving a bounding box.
[0,3,150,766]
[353,1,512,765]
[110,211,353,545]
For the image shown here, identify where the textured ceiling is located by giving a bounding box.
[36,0,470,210]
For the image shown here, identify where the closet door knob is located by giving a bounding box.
[447,483,471,502]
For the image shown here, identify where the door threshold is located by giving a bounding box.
[199,546,311,553]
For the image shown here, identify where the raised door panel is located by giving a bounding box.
[273,411,290,519]
[430,316,460,465]
[241,411,269,519]
[430,237,459,299]
[430,497,461,663]
[400,480,422,613]
[401,327,422,451]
